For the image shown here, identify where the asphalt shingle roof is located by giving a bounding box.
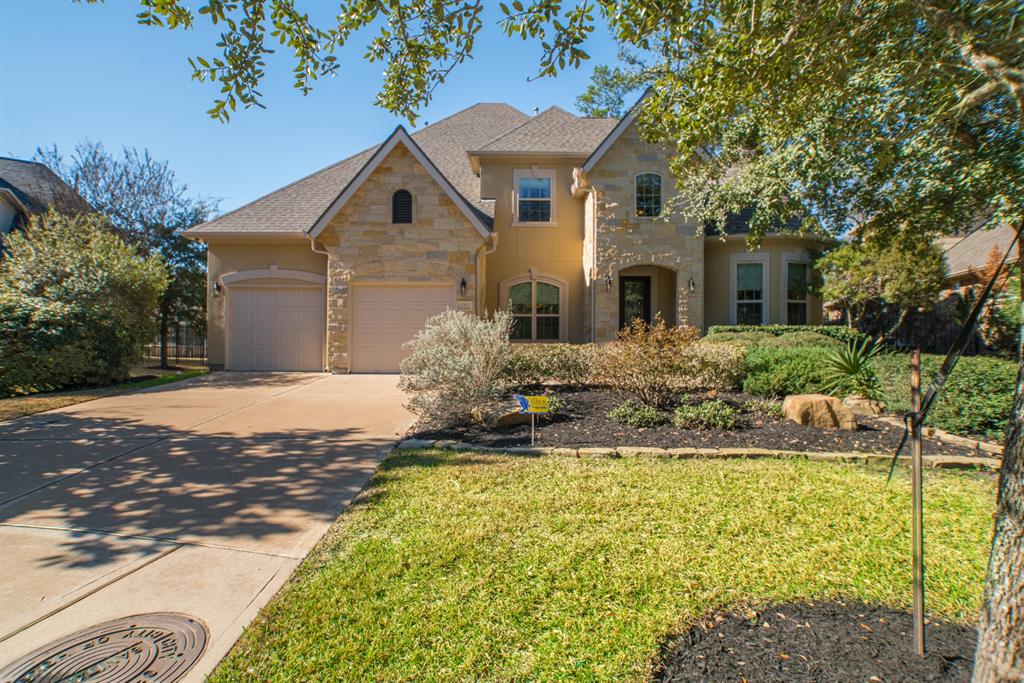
[189,103,532,236]
[944,223,1020,278]
[0,157,92,215]
[475,106,618,155]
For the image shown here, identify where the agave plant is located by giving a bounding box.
[822,336,882,399]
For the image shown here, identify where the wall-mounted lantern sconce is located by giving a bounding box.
[213,281,224,296]
[688,276,696,293]
[603,273,614,292]
[459,277,468,297]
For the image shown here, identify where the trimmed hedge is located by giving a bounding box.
[707,324,860,342]
[743,345,1017,440]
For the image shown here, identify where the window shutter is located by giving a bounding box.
[392,190,412,224]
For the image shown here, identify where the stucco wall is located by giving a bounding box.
[480,160,587,342]
[317,143,484,371]
[204,240,327,367]
[586,123,705,340]
[704,236,825,328]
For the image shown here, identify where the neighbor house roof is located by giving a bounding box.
[188,103,531,237]
[0,157,92,216]
[943,223,1021,281]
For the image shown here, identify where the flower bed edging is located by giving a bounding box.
[395,439,1000,471]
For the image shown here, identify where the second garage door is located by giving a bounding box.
[350,284,455,372]
[229,286,324,371]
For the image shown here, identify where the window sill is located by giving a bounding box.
[511,222,558,228]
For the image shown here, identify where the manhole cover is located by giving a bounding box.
[0,613,206,683]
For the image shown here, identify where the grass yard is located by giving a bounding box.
[213,451,996,682]
[0,367,207,422]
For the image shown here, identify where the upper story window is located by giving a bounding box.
[392,189,412,224]
[635,173,662,217]
[513,169,555,224]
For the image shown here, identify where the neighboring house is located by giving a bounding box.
[187,99,826,372]
[941,223,1020,291]
[0,157,91,234]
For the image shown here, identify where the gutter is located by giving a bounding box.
[475,233,499,314]
[308,235,331,372]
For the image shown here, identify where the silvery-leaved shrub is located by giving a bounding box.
[502,343,596,387]
[678,342,746,391]
[0,210,168,396]
[399,309,513,422]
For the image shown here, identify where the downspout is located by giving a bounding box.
[308,235,331,372]
[475,232,499,315]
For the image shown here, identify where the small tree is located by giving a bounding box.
[818,240,946,338]
[0,211,168,395]
[35,142,216,367]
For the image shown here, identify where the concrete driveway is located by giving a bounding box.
[0,372,414,680]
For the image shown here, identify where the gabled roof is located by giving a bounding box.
[472,106,617,156]
[0,157,92,216]
[581,90,649,173]
[309,127,490,240]
[187,103,529,237]
[943,223,1020,279]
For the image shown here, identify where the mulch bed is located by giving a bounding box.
[656,601,977,683]
[408,387,983,457]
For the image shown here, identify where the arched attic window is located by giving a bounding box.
[392,189,412,224]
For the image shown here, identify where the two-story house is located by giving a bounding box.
[186,100,825,372]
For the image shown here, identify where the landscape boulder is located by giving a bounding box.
[471,404,531,428]
[842,394,886,417]
[782,394,858,431]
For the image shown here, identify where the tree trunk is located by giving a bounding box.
[971,270,1024,681]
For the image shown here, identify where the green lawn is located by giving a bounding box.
[213,451,996,682]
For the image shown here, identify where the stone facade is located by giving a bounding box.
[584,124,705,341]
[316,143,484,371]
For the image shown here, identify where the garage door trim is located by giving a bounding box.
[226,282,327,371]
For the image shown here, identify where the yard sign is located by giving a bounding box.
[513,394,550,445]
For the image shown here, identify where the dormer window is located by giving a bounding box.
[635,173,662,217]
[513,169,555,225]
[392,189,412,224]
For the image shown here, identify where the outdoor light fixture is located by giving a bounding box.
[688,276,696,292]
[213,281,224,296]
[459,277,468,297]
[604,273,613,292]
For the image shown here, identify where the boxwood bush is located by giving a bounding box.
[742,346,834,397]
[502,343,595,387]
[707,324,859,342]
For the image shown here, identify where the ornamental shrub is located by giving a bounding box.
[608,400,665,428]
[0,211,168,396]
[706,324,859,342]
[673,399,740,429]
[766,331,842,348]
[747,397,785,419]
[741,346,834,397]
[703,330,776,347]
[399,309,513,422]
[678,342,747,390]
[502,343,595,387]
[593,316,700,408]
[875,353,1016,440]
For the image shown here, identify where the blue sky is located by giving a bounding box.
[1,0,621,214]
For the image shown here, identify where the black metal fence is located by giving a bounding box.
[144,322,207,366]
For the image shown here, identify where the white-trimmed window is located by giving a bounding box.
[513,168,555,224]
[635,173,662,217]
[785,261,810,324]
[730,252,770,325]
[500,273,566,341]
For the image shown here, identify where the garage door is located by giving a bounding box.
[350,284,455,372]
[229,286,324,371]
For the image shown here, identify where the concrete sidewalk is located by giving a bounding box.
[0,372,414,681]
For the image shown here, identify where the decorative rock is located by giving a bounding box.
[470,406,531,429]
[782,394,859,431]
[503,447,552,456]
[842,395,886,417]
[548,447,579,457]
